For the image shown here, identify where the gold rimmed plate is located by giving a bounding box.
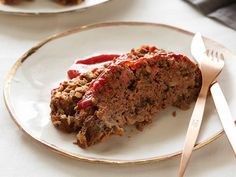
[0,0,111,15]
[4,22,236,164]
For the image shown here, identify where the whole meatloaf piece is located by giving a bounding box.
[50,46,202,149]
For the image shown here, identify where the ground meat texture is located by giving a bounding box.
[75,115,124,148]
[50,69,103,133]
[74,46,202,148]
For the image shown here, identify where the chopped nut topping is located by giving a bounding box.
[55,92,61,98]
[53,121,61,126]
[75,92,82,98]
[67,116,71,125]
[146,65,152,73]
[61,114,66,119]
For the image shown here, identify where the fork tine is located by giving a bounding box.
[220,53,224,60]
[211,50,214,61]
[219,53,225,67]
[206,49,210,56]
[215,52,224,65]
[215,51,219,62]
[206,50,224,67]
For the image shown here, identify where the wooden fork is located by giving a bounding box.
[178,50,224,177]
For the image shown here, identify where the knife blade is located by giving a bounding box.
[191,33,236,155]
[191,32,207,63]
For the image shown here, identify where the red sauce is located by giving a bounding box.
[77,94,94,109]
[67,54,120,79]
[75,54,120,65]
[67,70,80,80]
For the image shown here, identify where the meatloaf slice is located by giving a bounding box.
[74,46,202,148]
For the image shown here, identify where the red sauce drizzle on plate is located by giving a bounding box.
[67,54,120,79]
[75,54,120,65]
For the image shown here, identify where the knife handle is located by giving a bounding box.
[210,82,236,155]
[179,86,208,177]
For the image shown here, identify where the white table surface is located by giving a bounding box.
[0,0,235,176]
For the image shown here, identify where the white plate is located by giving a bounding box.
[4,22,236,164]
[0,0,110,15]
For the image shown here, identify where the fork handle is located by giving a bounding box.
[210,82,236,155]
[178,86,208,177]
